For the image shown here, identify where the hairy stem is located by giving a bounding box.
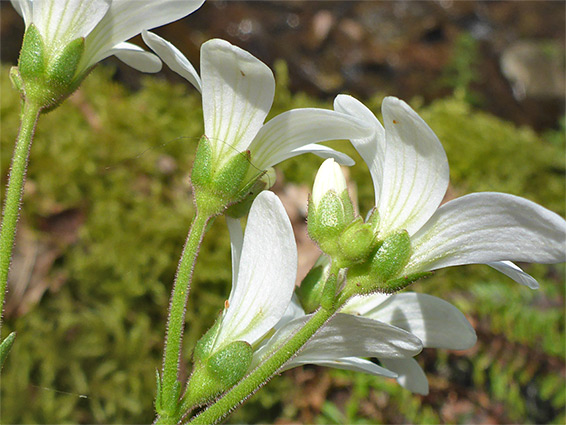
[0,100,41,329]
[159,211,213,418]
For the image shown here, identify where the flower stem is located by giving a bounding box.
[159,211,213,417]
[0,100,41,329]
[187,263,344,425]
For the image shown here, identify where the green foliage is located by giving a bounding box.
[1,58,564,425]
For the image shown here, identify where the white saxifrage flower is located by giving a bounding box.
[141,32,372,189]
[333,95,566,289]
[11,0,205,75]
[210,191,298,353]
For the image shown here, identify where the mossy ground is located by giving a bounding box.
[1,62,564,424]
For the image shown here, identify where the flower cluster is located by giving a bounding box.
[141,28,565,407]
[6,2,566,423]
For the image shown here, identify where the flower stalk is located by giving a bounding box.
[0,99,41,329]
[157,211,214,420]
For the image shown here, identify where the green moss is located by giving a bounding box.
[1,60,565,424]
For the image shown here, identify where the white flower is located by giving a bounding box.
[334,95,566,289]
[142,32,372,178]
[11,0,205,74]
[210,190,297,352]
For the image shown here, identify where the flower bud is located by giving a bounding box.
[308,159,355,256]
[346,230,422,295]
[311,158,348,207]
[297,255,330,313]
[338,218,377,264]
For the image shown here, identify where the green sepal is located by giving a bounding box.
[10,67,24,97]
[380,271,433,294]
[193,317,222,362]
[212,150,251,199]
[185,340,253,407]
[297,256,329,313]
[0,332,16,370]
[307,190,354,257]
[320,272,338,311]
[47,36,85,89]
[191,136,213,190]
[224,168,273,219]
[207,341,253,387]
[366,207,380,232]
[317,191,349,237]
[370,230,411,282]
[18,24,46,80]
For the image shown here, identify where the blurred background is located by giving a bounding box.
[1,1,564,424]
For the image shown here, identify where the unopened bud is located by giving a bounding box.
[338,219,376,264]
[346,230,417,295]
[308,159,355,256]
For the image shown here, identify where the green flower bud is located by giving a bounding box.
[338,218,377,264]
[297,255,330,313]
[346,230,418,295]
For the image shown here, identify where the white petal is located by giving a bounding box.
[249,108,373,170]
[286,144,355,166]
[377,97,449,236]
[380,357,429,395]
[253,313,422,369]
[33,0,110,51]
[312,159,348,206]
[214,191,297,348]
[83,0,205,67]
[407,192,566,274]
[142,30,201,92]
[342,293,392,316]
[362,293,477,350]
[488,261,540,289]
[275,294,306,331]
[10,0,32,25]
[298,314,422,360]
[201,38,275,162]
[285,356,398,379]
[108,42,162,72]
[334,95,385,204]
[226,217,244,302]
